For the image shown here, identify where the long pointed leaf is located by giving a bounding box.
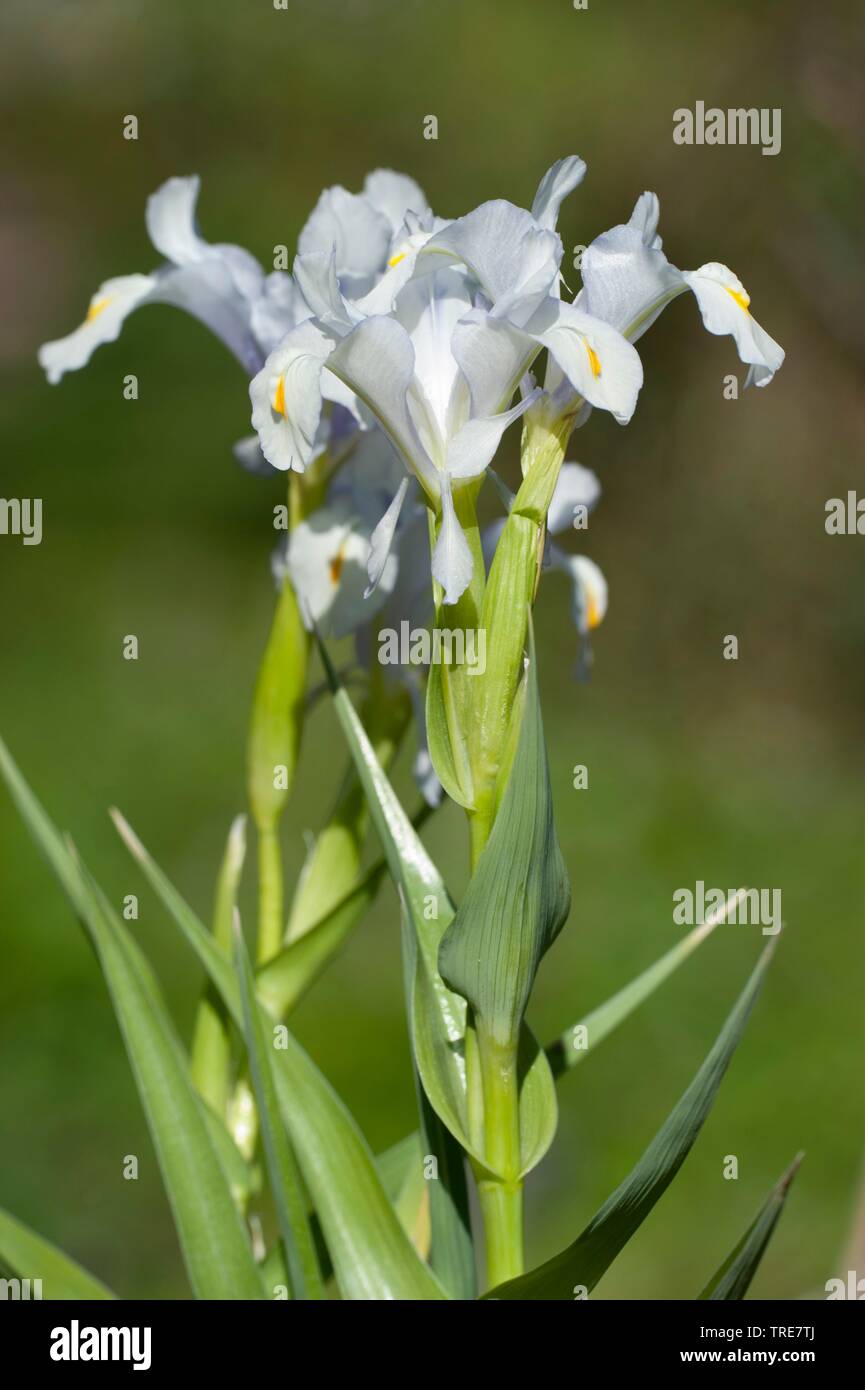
[439,619,570,1051]
[0,737,264,1300]
[111,802,446,1301]
[400,901,476,1298]
[699,1153,803,1300]
[486,939,779,1299]
[234,922,324,1299]
[0,1208,115,1300]
[547,890,752,1079]
[258,803,433,1018]
[316,632,557,1180]
[190,814,246,1114]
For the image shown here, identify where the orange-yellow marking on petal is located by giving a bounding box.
[726,285,751,314]
[329,544,347,585]
[86,296,111,323]
[584,340,602,378]
[586,591,602,629]
[272,376,286,417]
[388,251,407,268]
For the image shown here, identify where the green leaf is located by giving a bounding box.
[112,798,447,1302]
[269,1027,448,1300]
[377,1133,424,1200]
[258,803,433,1019]
[426,656,474,808]
[0,1208,116,1300]
[0,736,264,1300]
[546,890,751,1079]
[699,1153,803,1300]
[401,905,476,1298]
[234,923,324,1300]
[316,632,556,1180]
[376,1133,429,1252]
[110,808,239,1005]
[261,868,382,1015]
[286,687,411,940]
[190,814,246,1115]
[485,939,779,1299]
[439,617,571,1051]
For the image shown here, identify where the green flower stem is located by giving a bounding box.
[477,1178,524,1290]
[247,511,309,962]
[427,483,486,815]
[474,1029,523,1288]
[256,825,284,964]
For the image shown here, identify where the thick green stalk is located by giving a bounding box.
[255,826,284,963]
[425,481,487,815]
[474,1031,523,1288]
[477,1178,524,1289]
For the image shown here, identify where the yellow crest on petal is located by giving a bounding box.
[86,296,111,323]
[725,285,751,314]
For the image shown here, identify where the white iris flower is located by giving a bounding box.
[578,191,785,386]
[39,176,267,382]
[252,157,644,605]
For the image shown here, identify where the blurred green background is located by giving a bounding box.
[1,0,864,1299]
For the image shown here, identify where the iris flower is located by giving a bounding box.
[252,157,644,605]
[578,191,784,386]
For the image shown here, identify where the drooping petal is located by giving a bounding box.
[250,272,311,355]
[233,434,278,477]
[365,477,410,597]
[326,315,435,491]
[548,545,608,676]
[286,497,397,639]
[451,309,538,418]
[298,185,392,298]
[531,155,587,232]
[528,299,643,423]
[445,388,542,480]
[330,426,407,528]
[155,258,265,374]
[38,274,156,383]
[681,262,785,386]
[432,471,474,605]
[250,319,336,472]
[547,462,602,535]
[363,169,430,232]
[548,546,608,628]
